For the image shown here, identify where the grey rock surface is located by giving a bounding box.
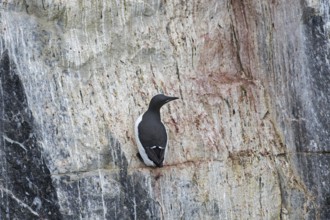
[0,51,62,219]
[0,0,329,219]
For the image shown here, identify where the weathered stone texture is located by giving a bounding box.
[0,0,329,219]
[0,52,62,219]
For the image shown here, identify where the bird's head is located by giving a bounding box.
[148,94,179,111]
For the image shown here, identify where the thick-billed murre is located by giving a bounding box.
[135,94,178,167]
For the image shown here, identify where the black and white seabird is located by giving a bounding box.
[135,94,178,167]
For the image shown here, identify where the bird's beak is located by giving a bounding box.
[166,96,179,102]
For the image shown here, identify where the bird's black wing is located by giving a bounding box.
[144,147,165,167]
[138,118,167,167]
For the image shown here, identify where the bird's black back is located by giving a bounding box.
[138,111,167,166]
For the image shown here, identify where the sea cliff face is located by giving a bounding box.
[0,1,329,219]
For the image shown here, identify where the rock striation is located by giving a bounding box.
[0,0,329,219]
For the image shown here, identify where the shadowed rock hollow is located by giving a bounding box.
[0,1,329,219]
